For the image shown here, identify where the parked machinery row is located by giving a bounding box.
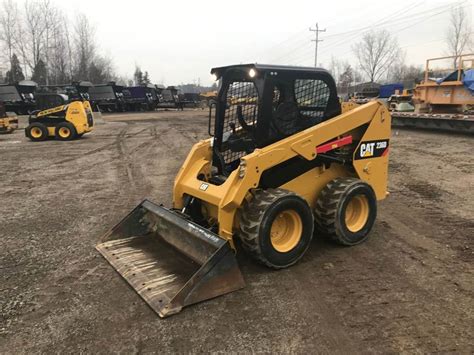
[0,81,197,114]
[390,53,474,134]
[340,54,474,134]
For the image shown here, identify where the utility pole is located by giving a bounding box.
[309,23,326,67]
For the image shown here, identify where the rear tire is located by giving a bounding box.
[239,188,314,269]
[55,122,77,141]
[315,177,377,246]
[25,122,48,141]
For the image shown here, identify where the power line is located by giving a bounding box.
[309,23,326,67]
[267,0,470,68]
[318,1,425,55]
[319,0,467,57]
[331,3,472,61]
[260,2,391,63]
[272,0,424,65]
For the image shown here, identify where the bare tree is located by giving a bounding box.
[446,4,472,67]
[89,55,115,83]
[2,1,115,83]
[21,0,48,73]
[387,62,424,86]
[0,0,19,79]
[353,29,401,83]
[39,0,62,84]
[328,56,349,86]
[48,12,72,84]
[339,65,354,91]
[73,14,95,80]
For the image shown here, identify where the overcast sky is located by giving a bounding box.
[61,0,473,85]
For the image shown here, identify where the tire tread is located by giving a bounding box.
[239,188,298,269]
[315,177,370,245]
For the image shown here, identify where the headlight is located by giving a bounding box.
[249,69,256,78]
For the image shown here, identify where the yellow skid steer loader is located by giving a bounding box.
[97,64,391,317]
[0,101,18,134]
[25,94,94,141]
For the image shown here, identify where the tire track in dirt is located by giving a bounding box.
[9,125,168,185]
[110,123,183,206]
[0,126,130,180]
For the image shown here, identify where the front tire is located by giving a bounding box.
[25,122,48,141]
[315,177,377,246]
[239,188,314,269]
[55,122,77,141]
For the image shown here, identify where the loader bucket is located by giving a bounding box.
[96,199,245,318]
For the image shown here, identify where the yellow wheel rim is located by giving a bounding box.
[30,127,43,138]
[58,127,70,138]
[345,195,369,232]
[270,210,302,252]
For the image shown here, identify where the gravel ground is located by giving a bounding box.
[0,110,473,353]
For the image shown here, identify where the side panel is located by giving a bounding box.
[65,101,91,134]
[352,105,391,200]
[280,164,349,209]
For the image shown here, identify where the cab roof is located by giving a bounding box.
[211,63,331,78]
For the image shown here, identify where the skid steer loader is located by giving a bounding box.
[97,64,391,317]
[25,93,94,141]
[0,101,18,134]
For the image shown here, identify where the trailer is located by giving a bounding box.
[89,82,126,112]
[391,112,474,134]
[156,86,183,110]
[180,93,201,108]
[0,81,37,115]
[413,54,473,113]
[37,81,93,102]
[123,84,158,111]
[392,54,474,134]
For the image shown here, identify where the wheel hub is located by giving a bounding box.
[345,195,369,232]
[31,127,42,138]
[270,210,302,252]
[59,127,70,138]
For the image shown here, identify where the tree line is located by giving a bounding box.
[328,4,472,91]
[0,0,116,85]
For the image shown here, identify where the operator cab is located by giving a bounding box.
[34,93,69,111]
[210,64,341,177]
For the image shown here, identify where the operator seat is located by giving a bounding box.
[273,101,301,137]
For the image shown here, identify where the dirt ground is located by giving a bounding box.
[1,110,473,353]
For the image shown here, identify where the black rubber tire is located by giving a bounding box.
[55,122,77,141]
[315,177,377,246]
[25,122,48,141]
[239,188,314,269]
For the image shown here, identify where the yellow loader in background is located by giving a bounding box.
[25,93,94,141]
[97,64,391,317]
[0,101,18,134]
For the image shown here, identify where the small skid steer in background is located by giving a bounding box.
[97,64,391,317]
[0,101,18,134]
[25,93,94,142]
